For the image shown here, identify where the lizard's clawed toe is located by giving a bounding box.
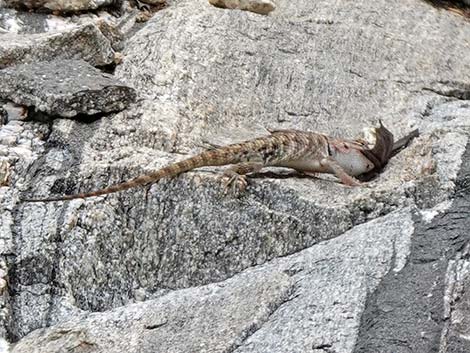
[220,173,248,196]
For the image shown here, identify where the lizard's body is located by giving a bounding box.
[24,123,400,202]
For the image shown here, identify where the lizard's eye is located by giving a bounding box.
[343,143,349,149]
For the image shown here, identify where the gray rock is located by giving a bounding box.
[11,209,413,353]
[0,60,136,118]
[442,247,470,353]
[2,0,470,350]
[1,102,27,123]
[3,0,116,12]
[0,23,115,68]
[0,6,142,53]
[0,159,9,186]
[354,142,470,353]
[0,8,44,33]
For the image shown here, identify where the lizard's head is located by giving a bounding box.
[358,121,394,171]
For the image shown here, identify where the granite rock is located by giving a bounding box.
[0,23,115,68]
[1,0,470,350]
[0,60,136,118]
[11,209,414,353]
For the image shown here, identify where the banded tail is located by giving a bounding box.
[22,144,249,202]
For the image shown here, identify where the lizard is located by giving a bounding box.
[23,121,412,203]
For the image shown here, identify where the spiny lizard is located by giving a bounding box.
[23,122,416,202]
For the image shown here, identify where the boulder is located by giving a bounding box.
[0,60,136,118]
[0,23,115,68]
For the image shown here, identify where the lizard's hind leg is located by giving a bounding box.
[221,162,264,195]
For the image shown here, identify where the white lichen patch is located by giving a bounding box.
[420,199,453,224]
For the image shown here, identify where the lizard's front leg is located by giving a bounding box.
[221,162,264,194]
[320,158,362,186]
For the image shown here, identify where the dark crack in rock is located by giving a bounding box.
[0,59,136,118]
[0,106,7,126]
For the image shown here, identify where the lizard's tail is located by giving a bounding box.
[22,146,244,202]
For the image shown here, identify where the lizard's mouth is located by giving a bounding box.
[359,121,394,172]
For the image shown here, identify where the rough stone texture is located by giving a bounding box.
[118,0,469,156]
[1,0,470,350]
[0,102,27,123]
[0,60,136,118]
[0,6,137,52]
[11,209,414,353]
[3,0,116,12]
[0,7,151,56]
[354,138,470,353]
[0,23,115,68]
[208,0,275,15]
[442,248,470,353]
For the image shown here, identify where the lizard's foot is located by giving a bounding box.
[219,163,263,195]
[220,172,248,195]
[340,175,362,187]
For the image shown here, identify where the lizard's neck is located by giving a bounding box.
[328,139,376,176]
[329,122,395,176]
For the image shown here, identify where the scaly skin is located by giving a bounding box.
[22,122,397,202]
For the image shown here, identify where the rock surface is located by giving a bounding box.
[0,23,116,68]
[355,143,470,353]
[11,209,414,353]
[1,0,470,351]
[0,60,136,118]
